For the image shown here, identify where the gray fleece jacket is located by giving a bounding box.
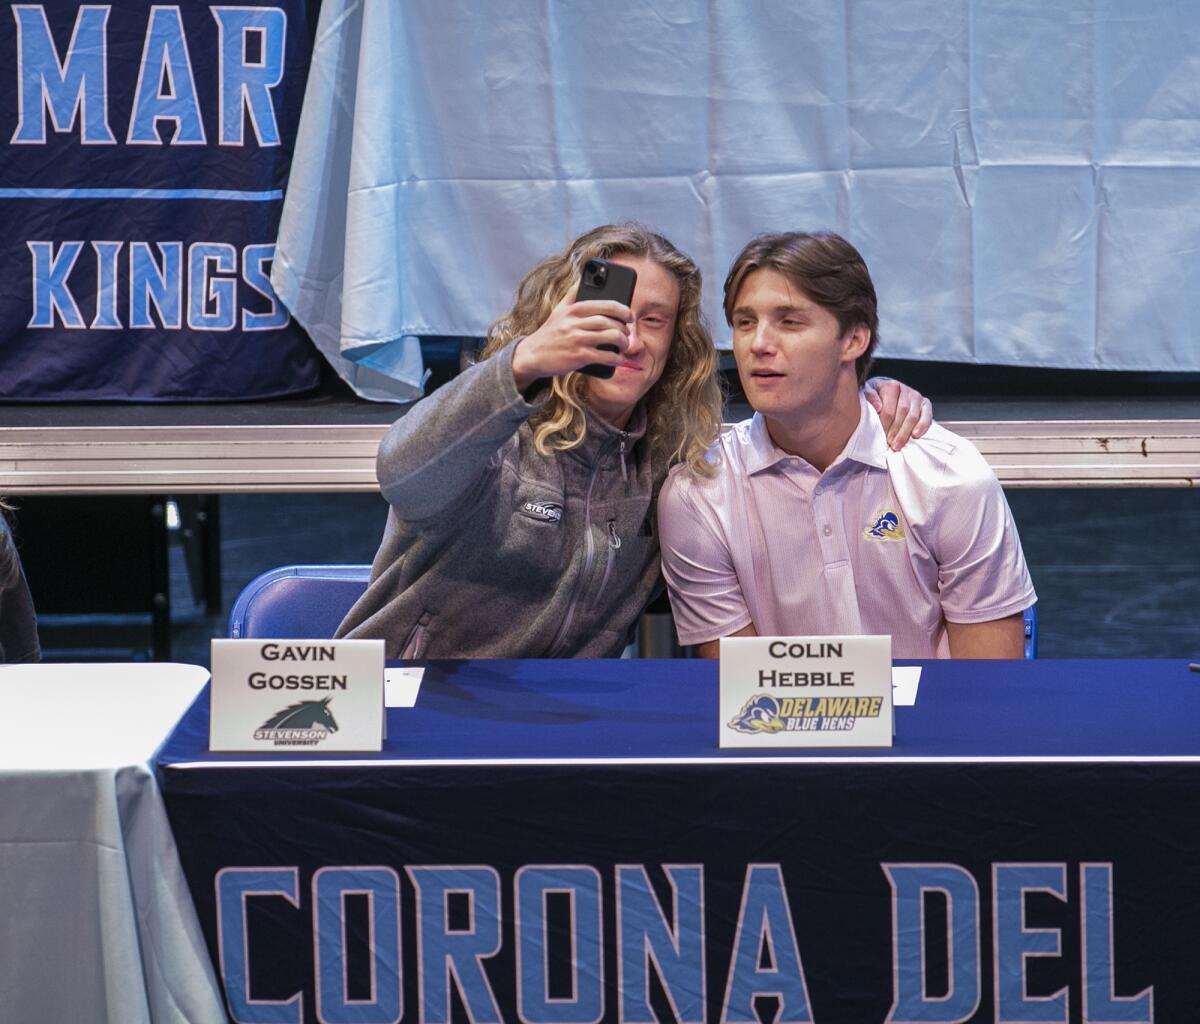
[336,339,665,658]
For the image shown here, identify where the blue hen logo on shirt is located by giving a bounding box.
[728,695,785,734]
[864,511,906,541]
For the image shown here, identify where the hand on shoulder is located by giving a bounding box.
[863,377,933,451]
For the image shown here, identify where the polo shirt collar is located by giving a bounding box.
[744,414,787,475]
[843,393,890,471]
[745,393,889,476]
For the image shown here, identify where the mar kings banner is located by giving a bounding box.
[0,2,322,400]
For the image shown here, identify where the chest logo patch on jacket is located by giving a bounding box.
[519,500,563,524]
[864,510,905,540]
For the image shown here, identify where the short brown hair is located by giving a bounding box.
[723,231,879,384]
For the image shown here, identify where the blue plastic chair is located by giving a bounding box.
[228,564,371,639]
[228,564,1040,657]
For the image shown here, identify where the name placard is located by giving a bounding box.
[210,639,384,752]
[719,635,893,748]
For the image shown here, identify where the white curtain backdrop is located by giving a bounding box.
[273,0,1200,399]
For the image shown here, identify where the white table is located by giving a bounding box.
[0,663,226,1023]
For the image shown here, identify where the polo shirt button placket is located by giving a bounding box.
[814,481,856,626]
[813,480,837,561]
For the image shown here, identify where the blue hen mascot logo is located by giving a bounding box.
[865,511,905,540]
[729,695,785,734]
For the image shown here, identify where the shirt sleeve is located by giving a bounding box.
[376,337,547,520]
[930,451,1037,624]
[657,467,754,645]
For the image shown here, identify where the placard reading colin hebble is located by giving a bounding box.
[210,639,384,752]
[719,635,893,749]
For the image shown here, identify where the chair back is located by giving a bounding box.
[229,565,1040,656]
[228,565,372,640]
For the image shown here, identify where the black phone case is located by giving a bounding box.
[576,258,637,379]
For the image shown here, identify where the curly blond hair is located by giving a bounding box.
[481,224,722,475]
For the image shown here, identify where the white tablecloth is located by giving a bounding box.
[0,663,227,1023]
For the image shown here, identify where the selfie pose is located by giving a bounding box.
[338,224,929,658]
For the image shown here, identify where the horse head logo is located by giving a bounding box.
[260,697,339,732]
[728,694,784,734]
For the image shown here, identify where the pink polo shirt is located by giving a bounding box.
[658,396,1036,658]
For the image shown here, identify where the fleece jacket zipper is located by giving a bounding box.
[546,430,626,656]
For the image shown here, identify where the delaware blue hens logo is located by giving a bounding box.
[729,695,785,734]
[730,694,886,735]
[864,510,906,540]
[254,697,338,745]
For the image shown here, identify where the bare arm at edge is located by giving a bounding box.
[945,611,1026,659]
[696,622,758,660]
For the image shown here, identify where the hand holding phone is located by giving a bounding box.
[510,257,636,391]
[576,258,637,379]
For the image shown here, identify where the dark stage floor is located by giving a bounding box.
[32,486,1195,666]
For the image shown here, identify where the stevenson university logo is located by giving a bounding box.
[519,500,563,524]
[255,697,339,746]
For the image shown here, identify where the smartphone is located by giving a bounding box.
[575,257,637,379]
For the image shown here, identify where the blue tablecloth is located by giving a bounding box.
[160,657,1200,761]
[159,659,1196,1023]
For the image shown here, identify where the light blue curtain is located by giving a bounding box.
[273,0,1200,399]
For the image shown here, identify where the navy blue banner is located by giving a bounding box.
[156,657,1199,1024]
[0,2,321,400]
[162,760,1172,1024]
